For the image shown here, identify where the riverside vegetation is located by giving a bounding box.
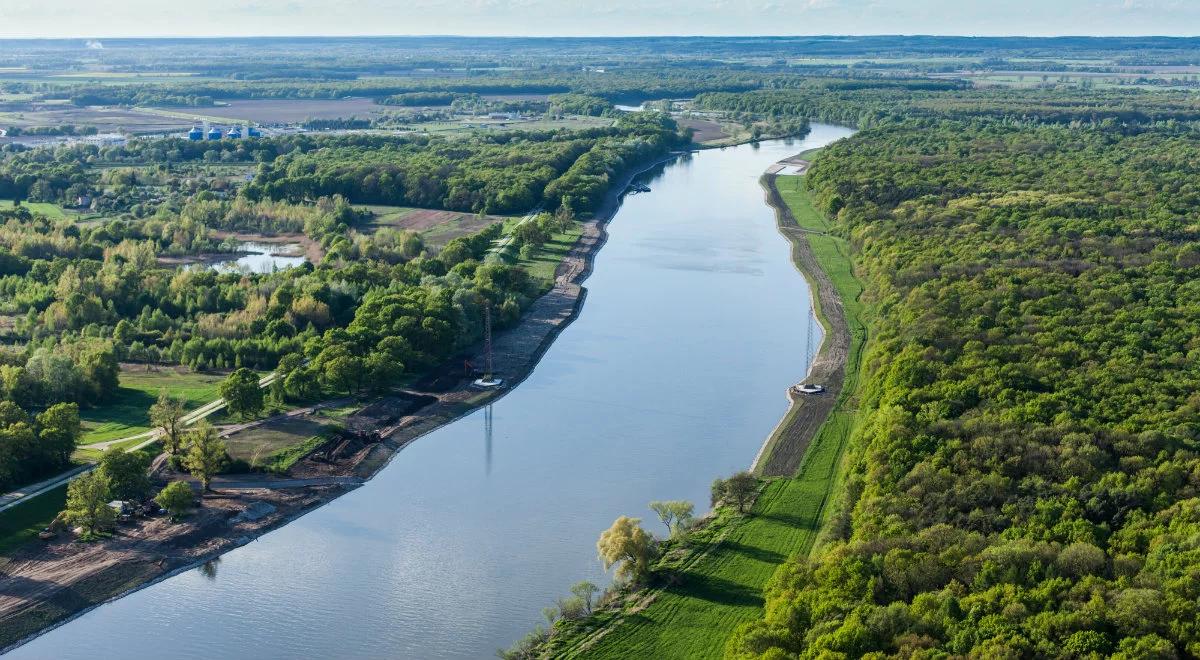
[0,112,688,496]
[518,82,1200,659]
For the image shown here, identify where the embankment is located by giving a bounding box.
[749,172,851,476]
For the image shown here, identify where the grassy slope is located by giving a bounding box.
[570,168,868,659]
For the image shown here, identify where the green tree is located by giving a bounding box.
[713,471,758,513]
[63,470,115,540]
[35,402,81,471]
[155,481,195,520]
[648,499,694,537]
[597,516,655,584]
[149,391,186,455]
[323,354,363,394]
[183,421,227,491]
[98,449,152,500]
[570,580,599,614]
[219,368,263,420]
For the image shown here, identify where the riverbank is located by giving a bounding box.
[538,151,867,659]
[749,171,854,476]
[0,151,684,655]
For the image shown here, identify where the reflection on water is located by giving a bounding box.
[202,242,307,273]
[11,124,856,660]
[199,558,220,581]
[484,404,494,475]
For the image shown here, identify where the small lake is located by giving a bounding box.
[10,124,855,659]
[198,242,307,273]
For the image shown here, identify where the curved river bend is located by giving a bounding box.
[11,124,854,659]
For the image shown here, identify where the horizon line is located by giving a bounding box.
[0,33,1196,41]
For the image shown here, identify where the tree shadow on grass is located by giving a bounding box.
[717,540,786,565]
[755,509,817,530]
[665,571,763,608]
[81,387,157,427]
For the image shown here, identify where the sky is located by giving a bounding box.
[1,0,1199,39]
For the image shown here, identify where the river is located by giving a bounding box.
[9,124,854,659]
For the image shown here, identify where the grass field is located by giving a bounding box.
[512,225,584,288]
[223,415,334,472]
[0,199,70,219]
[0,484,67,556]
[79,368,227,445]
[359,204,507,248]
[559,164,868,659]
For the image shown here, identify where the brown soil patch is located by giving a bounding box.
[679,118,729,144]
[188,98,385,124]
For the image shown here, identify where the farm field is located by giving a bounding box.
[0,104,192,134]
[360,204,508,247]
[0,200,73,219]
[156,97,386,124]
[677,117,729,144]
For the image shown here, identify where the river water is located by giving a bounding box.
[10,124,853,659]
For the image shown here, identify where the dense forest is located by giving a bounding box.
[728,97,1200,658]
[247,112,685,214]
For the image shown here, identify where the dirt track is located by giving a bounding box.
[751,172,851,477]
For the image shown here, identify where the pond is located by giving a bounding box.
[198,242,308,273]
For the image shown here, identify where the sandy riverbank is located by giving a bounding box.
[0,150,685,654]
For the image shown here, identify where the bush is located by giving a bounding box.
[155,481,195,520]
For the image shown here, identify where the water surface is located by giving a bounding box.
[186,241,308,273]
[11,124,854,659]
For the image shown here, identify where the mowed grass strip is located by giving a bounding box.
[573,168,868,659]
[515,225,584,288]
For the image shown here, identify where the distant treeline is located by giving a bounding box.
[246,112,686,214]
[695,81,1200,127]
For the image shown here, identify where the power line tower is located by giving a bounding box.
[805,309,817,370]
[472,304,504,389]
